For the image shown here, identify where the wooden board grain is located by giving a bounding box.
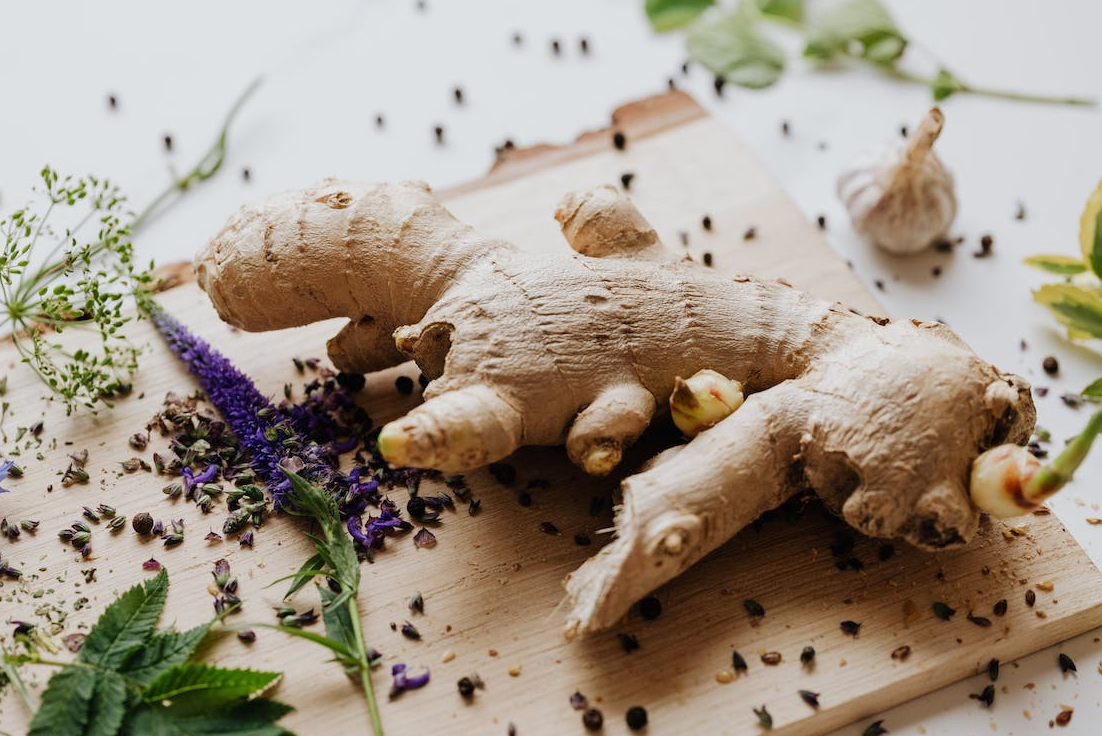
[2,91,1101,736]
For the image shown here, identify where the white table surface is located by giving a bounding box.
[3,1,1102,733]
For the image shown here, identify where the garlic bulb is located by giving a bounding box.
[837,108,957,255]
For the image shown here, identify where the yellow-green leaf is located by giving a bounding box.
[756,0,803,22]
[1082,377,1102,397]
[1080,178,1102,278]
[645,0,715,31]
[687,11,786,89]
[1023,254,1087,275]
[1033,283,1102,339]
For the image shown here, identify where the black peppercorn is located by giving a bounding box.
[434,125,445,144]
[582,709,603,731]
[702,252,713,267]
[638,596,661,620]
[395,375,415,395]
[132,512,154,535]
[701,215,712,230]
[1042,356,1059,375]
[336,372,366,392]
[612,131,626,150]
[458,676,475,698]
[407,496,427,520]
[625,706,647,730]
[620,172,635,190]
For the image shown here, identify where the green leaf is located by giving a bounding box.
[1083,377,1102,397]
[1023,254,1087,275]
[1033,283,1102,339]
[1079,179,1102,279]
[79,568,168,669]
[687,11,786,89]
[283,470,360,590]
[319,585,357,666]
[122,699,294,736]
[85,672,131,736]
[143,663,281,713]
[247,623,356,662]
[282,553,324,599]
[931,68,964,101]
[645,0,715,31]
[803,0,906,64]
[27,666,96,735]
[122,622,211,685]
[756,0,803,22]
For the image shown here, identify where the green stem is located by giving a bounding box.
[131,77,262,233]
[955,81,1095,107]
[347,595,384,736]
[1027,409,1102,498]
[0,650,35,714]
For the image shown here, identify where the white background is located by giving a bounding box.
[3,1,1102,733]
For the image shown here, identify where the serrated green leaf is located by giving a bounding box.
[687,11,786,89]
[122,698,294,736]
[319,585,357,668]
[283,471,360,590]
[85,672,130,736]
[1080,179,1102,279]
[1033,283,1102,339]
[1023,254,1087,275]
[803,0,906,63]
[645,0,715,31]
[27,666,96,735]
[931,68,964,101]
[122,621,211,685]
[143,663,281,713]
[1083,377,1102,397]
[756,0,803,21]
[79,568,168,669]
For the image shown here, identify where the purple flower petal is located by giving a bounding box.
[0,458,14,494]
[142,558,162,571]
[390,662,431,696]
[239,530,255,547]
[413,527,437,549]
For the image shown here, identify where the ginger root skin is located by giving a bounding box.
[197,179,1035,637]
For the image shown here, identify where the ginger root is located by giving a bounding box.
[196,179,1035,637]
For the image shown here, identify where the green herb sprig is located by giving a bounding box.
[1,568,294,735]
[245,470,385,735]
[0,78,261,415]
[648,0,1095,106]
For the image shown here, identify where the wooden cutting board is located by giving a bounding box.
[2,90,1101,736]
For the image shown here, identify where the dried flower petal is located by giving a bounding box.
[142,558,162,571]
[413,527,437,549]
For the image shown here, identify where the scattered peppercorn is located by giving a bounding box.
[800,646,815,665]
[512,32,523,46]
[761,651,782,665]
[1058,653,1077,673]
[573,533,591,546]
[1026,589,1036,607]
[744,599,765,618]
[878,544,895,561]
[625,706,647,730]
[336,371,366,392]
[1042,356,1059,375]
[163,134,173,151]
[639,596,662,621]
[407,496,427,521]
[108,94,118,110]
[781,120,790,136]
[840,620,861,637]
[993,599,1007,616]
[620,172,635,190]
[743,226,756,240]
[681,60,690,75]
[702,252,713,267]
[242,167,251,182]
[1015,202,1027,221]
[732,651,748,673]
[453,87,464,105]
[579,37,590,54]
[816,214,826,229]
[612,131,626,150]
[799,690,820,709]
[582,708,603,731]
[551,38,562,55]
[713,76,725,97]
[395,375,415,395]
[932,266,942,278]
[540,521,559,535]
[132,512,154,535]
[458,676,475,698]
[702,215,712,231]
[987,658,999,681]
[874,279,885,292]
[932,602,955,620]
[434,125,445,144]
[890,645,911,661]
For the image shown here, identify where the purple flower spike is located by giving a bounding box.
[0,458,14,494]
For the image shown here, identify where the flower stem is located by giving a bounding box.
[0,651,34,714]
[955,82,1095,107]
[131,77,262,232]
[1027,409,1102,498]
[347,595,384,736]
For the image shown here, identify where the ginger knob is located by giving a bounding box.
[837,108,957,255]
[669,369,744,437]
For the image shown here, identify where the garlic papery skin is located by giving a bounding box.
[669,369,745,437]
[837,108,957,255]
